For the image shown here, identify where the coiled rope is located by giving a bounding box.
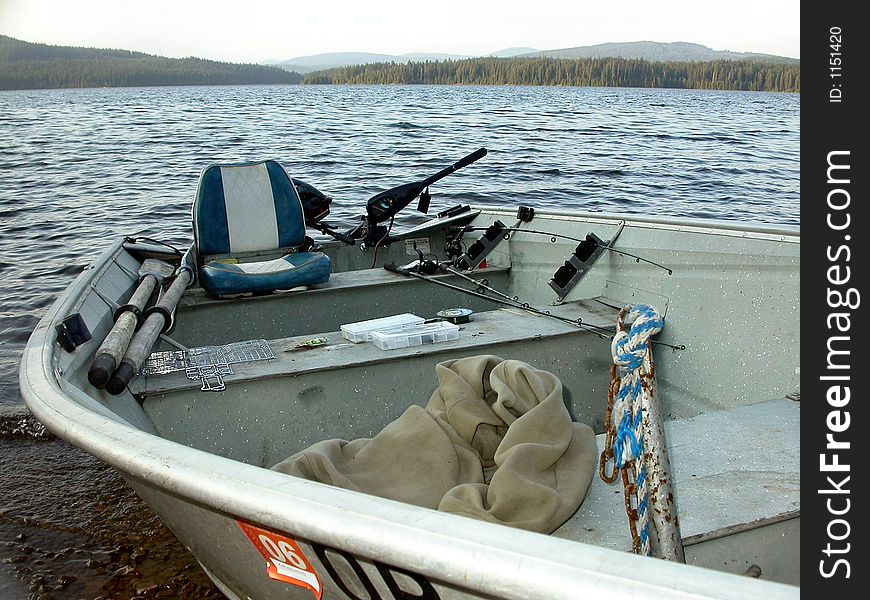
[599,304,663,556]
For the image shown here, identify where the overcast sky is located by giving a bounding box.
[0,0,800,62]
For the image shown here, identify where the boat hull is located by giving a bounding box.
[21,208,800,599]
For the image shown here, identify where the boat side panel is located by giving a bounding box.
[37,241,160,434]
[127,475,521,600]
[488,210,800,418]
[126,471,799,600]
[141,328,612,467]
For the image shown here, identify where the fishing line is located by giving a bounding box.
[387,262,616,340]
[461,226,673,275]
[387,259,685,350]
[441,264,524,305]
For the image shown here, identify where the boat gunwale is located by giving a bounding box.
[20,215,801,600]
[473,206,800,241]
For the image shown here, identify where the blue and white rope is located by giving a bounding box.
[609,304,663,556]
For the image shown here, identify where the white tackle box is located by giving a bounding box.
[340,313,425,343]
[370,321,461,350]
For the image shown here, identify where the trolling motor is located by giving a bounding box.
[292,148,487,247]
[292,178,356,245]
[350,148,488,248]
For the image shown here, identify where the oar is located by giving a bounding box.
[88,259,175,388]
[105,257,195,395]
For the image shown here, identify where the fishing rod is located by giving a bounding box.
[386,259,686,350]
[439,263,527,306]
[385,261,615,339]
[458,226,673,275]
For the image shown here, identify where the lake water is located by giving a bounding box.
[0,84,798,598]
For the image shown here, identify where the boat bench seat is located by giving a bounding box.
[555,398,800,583]
[133,296,619,397]
[180,264,511,308]
[173,266,514,346]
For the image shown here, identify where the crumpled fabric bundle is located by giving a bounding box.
[271,355,597,533]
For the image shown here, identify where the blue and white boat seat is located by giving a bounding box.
[192,160,331,297]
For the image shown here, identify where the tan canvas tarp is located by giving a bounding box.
[272,355,597,533]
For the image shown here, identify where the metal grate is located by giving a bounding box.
[143,339,275,391]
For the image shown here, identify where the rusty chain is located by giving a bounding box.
[599,306,654,555]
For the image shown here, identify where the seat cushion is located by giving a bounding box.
[199,251,331,297]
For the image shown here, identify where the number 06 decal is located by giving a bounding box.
[237,520,323,599]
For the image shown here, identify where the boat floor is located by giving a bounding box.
[555,398,799,581]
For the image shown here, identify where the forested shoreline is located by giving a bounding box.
[0,35,300,90]
[0,57,302,89]
[2,35,799,92]
[304,56,800,92]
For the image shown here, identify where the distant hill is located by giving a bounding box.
[271,41,795,73]
[0,34,152,62]
[522,41,797,63]
[1,34,799,92]
[272,51,470,74]
[0,35,301,90]
[490,47,539,58]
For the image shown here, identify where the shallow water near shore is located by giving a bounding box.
[1,412,223,599]
[0,84,798,598]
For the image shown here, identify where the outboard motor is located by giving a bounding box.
[293,178,333,226]
[292,178,355,245]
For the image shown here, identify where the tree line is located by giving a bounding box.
[0,35,301,90]
[1,35,799,92]
[0,57,302,90]
[303,56,800,92]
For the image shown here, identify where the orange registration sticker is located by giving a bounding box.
[237,520,323,599]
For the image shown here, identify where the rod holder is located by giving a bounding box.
[455,220,507,271]
[548,233,608,303]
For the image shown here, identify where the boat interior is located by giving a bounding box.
[53,195,800,586]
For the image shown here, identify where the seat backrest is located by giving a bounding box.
[193,160,307,257]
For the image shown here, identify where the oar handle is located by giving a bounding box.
[87,274,159,388]
[105,269,192,395]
